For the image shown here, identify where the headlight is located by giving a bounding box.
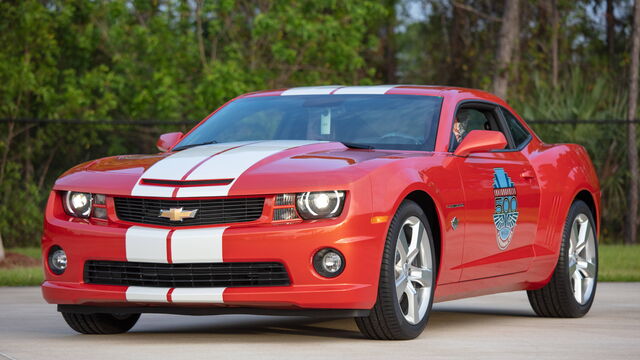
[64,191,92,218]
[296,191,345,219]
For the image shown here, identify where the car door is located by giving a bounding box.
[451,102,541,281]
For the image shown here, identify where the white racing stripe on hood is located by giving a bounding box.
[175,140,322,198]
[130,142,252,197]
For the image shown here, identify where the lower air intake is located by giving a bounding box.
[84,261,290,288]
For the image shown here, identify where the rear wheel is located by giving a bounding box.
[355,200,436,340]
[527,200,598,317]
[61,312,140,334]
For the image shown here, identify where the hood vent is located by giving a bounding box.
[141,178,234,187]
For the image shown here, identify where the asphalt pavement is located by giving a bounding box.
[0,283,638,360]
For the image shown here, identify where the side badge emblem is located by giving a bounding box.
[492,168,519,250]
[451,217,459,230]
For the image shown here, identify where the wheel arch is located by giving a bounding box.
[574,189,598,233]
[403,190,442,278]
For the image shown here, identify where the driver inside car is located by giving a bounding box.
[451,110,470,149]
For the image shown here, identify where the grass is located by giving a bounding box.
[0,245,638,286]
[8,246,41,259]
[0,266,43,286]
[0,247,43,286]
[598,244,640,282]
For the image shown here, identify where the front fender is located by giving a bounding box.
[366,154,465,285]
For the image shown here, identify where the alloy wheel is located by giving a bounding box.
[394,216,433,325]
[568,213,597,305]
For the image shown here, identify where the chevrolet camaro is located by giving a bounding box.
[41,85,600,340]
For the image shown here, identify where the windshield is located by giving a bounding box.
[176,95,443,151]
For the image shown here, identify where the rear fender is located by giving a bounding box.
[526,143,600,287]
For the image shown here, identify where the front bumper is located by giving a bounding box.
[41,193,386,311]
[42,282,374,310]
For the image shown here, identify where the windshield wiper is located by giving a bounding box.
[341,142,374,150]
[172,140,218,152]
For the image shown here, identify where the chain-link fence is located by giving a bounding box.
[0,118,638,246]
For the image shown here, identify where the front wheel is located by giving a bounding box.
[527,200,598,317]
[355,200,436,340]
[61,312,140,334]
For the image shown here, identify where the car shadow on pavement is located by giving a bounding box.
[433,306,536,318]
[126,315,365,341]
[106,307,537,341]
[427,308,536,331]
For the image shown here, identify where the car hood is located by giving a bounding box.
[54,140,427,197]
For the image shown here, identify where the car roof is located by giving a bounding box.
[238,85,507,105]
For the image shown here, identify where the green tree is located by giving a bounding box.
[0,0,387,246]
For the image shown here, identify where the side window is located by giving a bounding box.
[451,106,501,151]
[501,108,531,148]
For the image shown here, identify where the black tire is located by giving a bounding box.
[61,312,140,334]
[355,200,437,340]
[527,200,598,318]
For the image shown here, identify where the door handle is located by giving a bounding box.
[521,170,535,179]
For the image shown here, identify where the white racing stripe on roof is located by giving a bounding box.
[280,86,342,96]
[332,85,396,95]
[176,140,322,198]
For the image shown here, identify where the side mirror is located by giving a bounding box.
[156,132,184,152]
[453,130,507,157]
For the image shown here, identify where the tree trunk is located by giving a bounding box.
[382,3,397,84]
[195,0,207,69]
[448,0,467,86]
[607,0,615,67]
[492,0,520,99]
[0,232,5,262]
[550,0,559,88]
[627,0,640,245]
[0,121,14,186]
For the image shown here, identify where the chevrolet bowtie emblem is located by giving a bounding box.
[158,207,198,222]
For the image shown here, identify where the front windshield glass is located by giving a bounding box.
[176,95,443,151]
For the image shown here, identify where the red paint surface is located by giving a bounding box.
[42,86,600,309]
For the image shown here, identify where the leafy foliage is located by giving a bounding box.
[0,0,637,245]
[0,0,386,246]
[511,71,630,242]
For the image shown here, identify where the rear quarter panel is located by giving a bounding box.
[526,142,600,287]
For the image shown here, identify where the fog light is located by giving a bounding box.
[313,248,345,278]
[48,246,67,275]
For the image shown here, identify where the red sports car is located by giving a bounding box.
[42,85,600,340]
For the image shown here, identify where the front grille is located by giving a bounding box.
[113,196,265,226]
[85,261,290,288]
